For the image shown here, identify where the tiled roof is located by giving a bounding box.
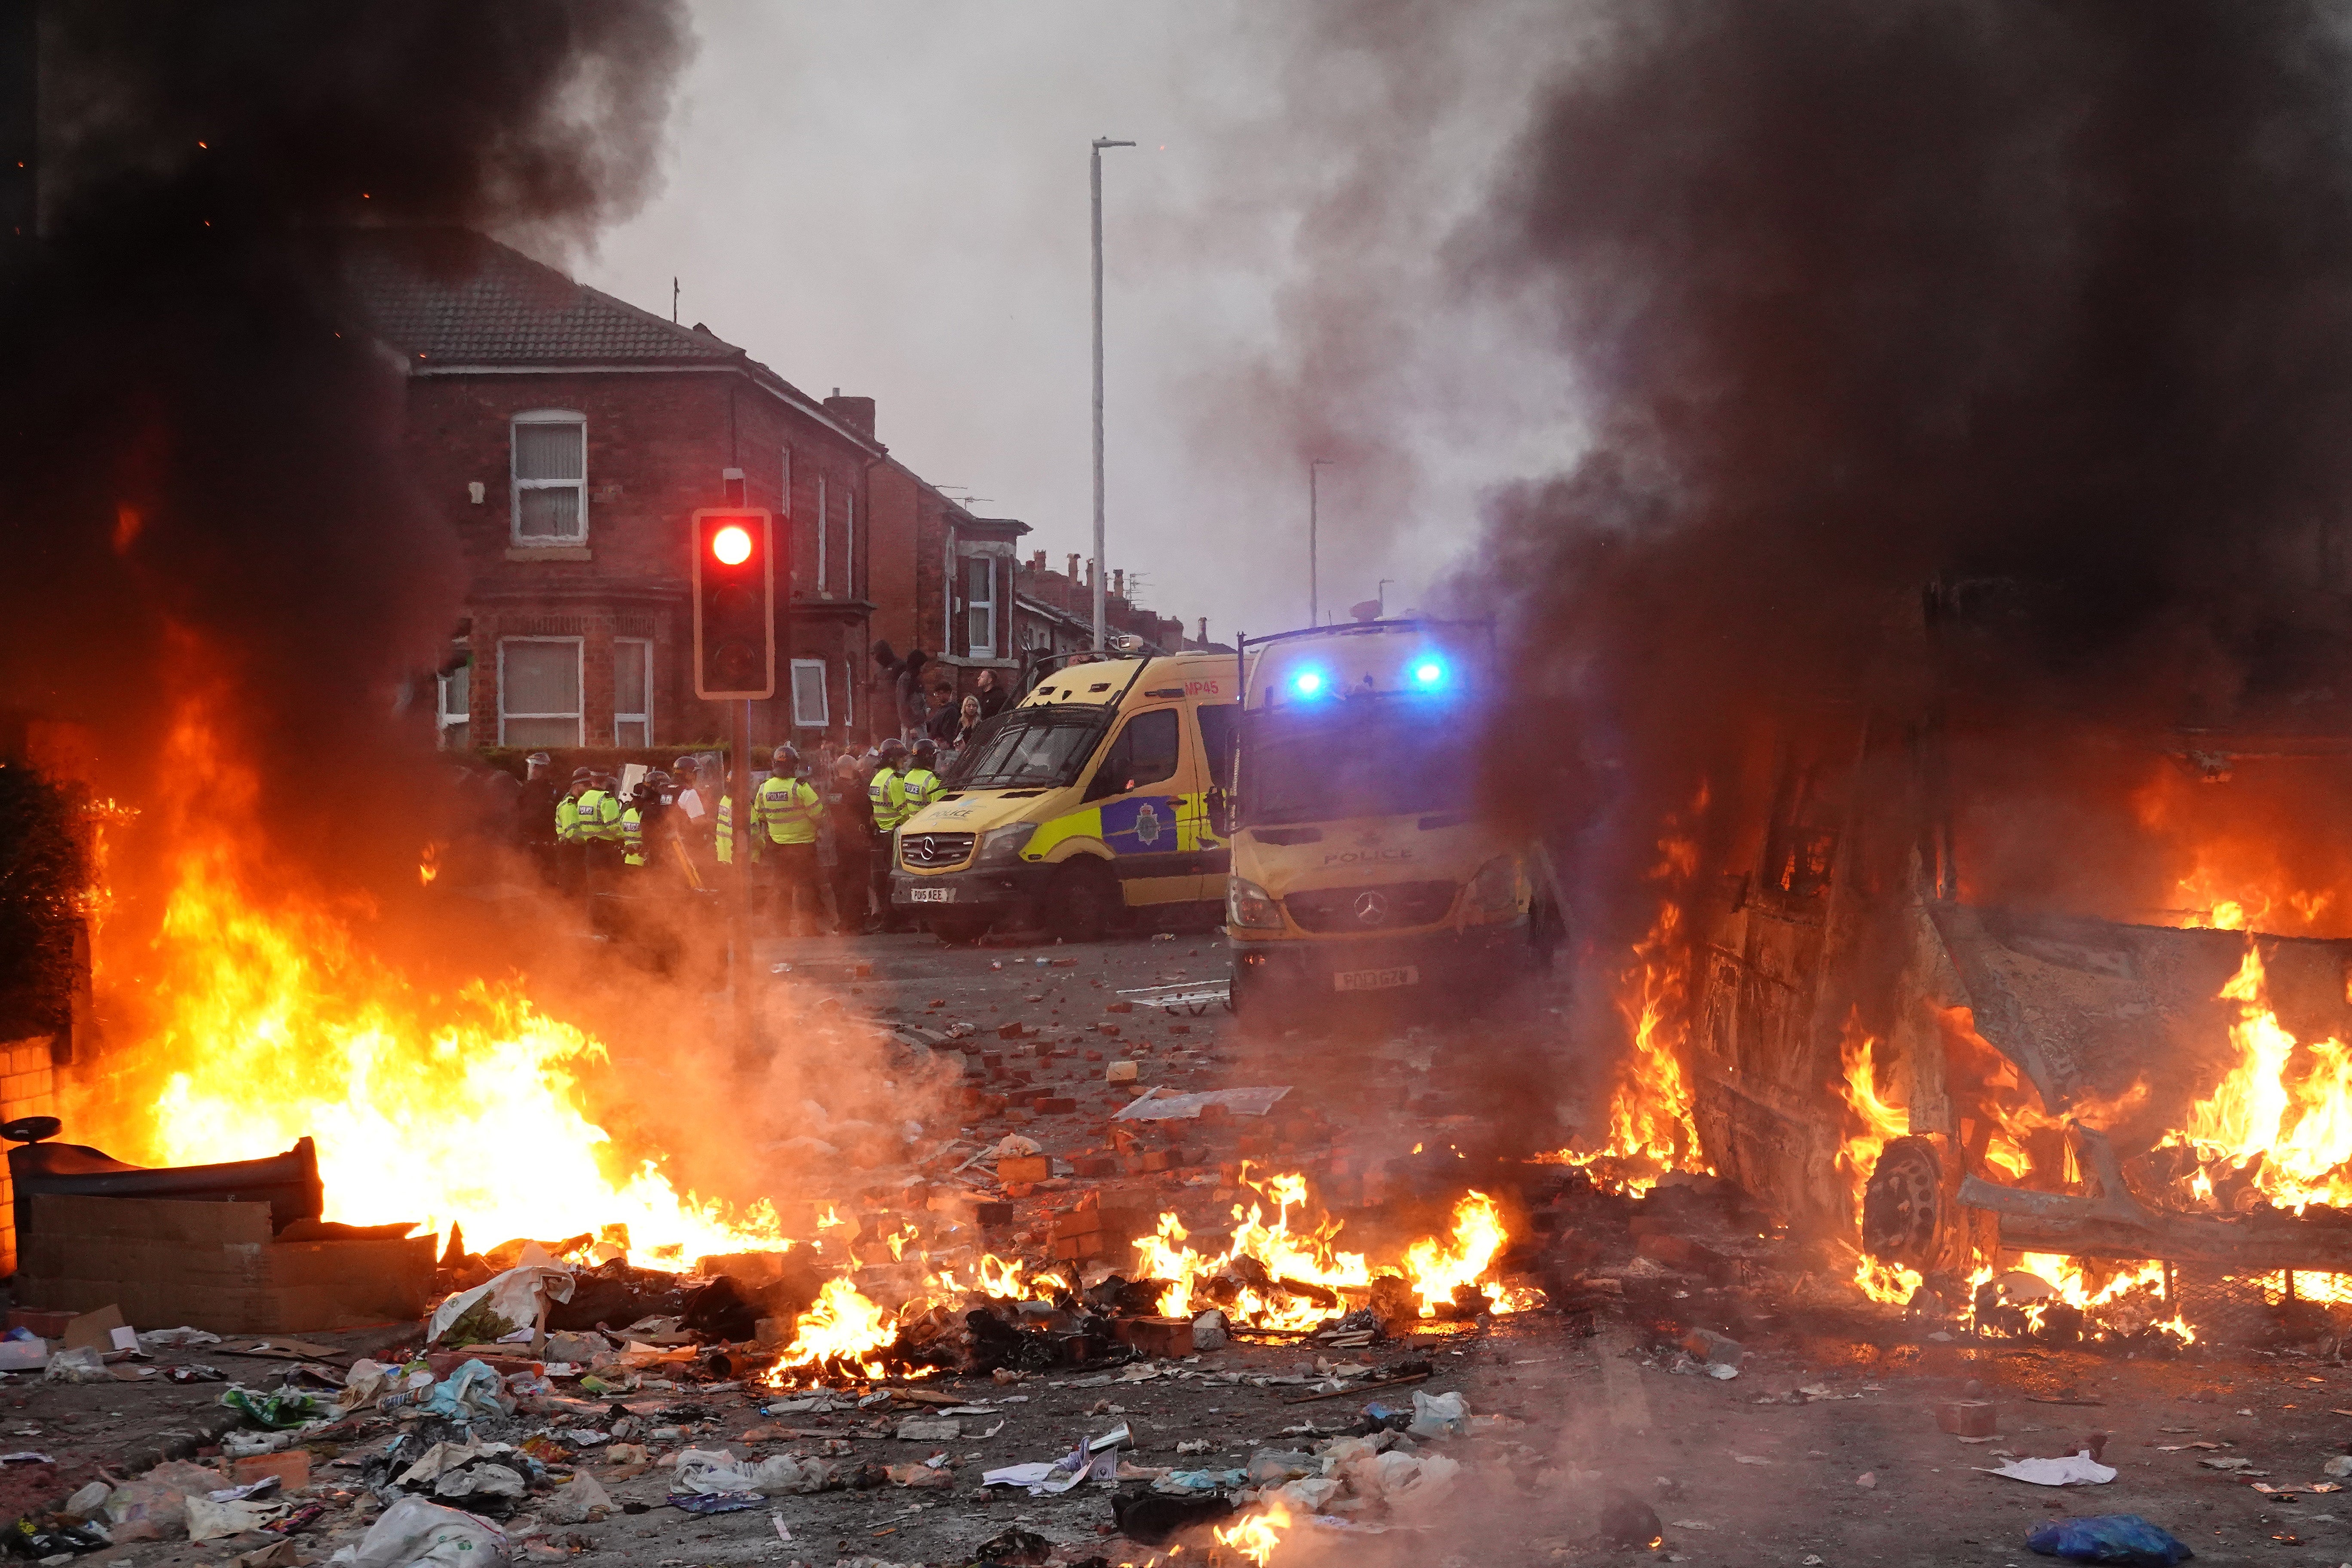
[338,227,745,367]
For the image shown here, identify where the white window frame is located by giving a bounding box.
[790,658,830,728]
[510,409,588,545]
[613,637,653,747]
[964,554,998,658]
[496,636,583,746]
[436,652,471,751]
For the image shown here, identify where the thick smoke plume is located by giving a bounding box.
[0,0,688,898]
[1435,2,2352,963]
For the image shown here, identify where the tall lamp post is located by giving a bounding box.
[1092,135,1135,652]
[1308,458,1335,625]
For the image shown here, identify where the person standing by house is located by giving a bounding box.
[924,682,960,744]
[755,744,827,935]
[897,649,930,741]
[973,667,1009,720]
[830,752,878,932]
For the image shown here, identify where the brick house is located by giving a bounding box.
[1008,551,1204,662]
[345,228,889,752]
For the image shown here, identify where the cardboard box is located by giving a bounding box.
[16,1195,435,1333]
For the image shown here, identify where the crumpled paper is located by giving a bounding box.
[427,1264,576,1346]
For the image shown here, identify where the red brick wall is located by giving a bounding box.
[401,369,880,746]
[0,1036,60,1274]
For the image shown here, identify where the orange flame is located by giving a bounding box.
[1830,1017,1921,1304]
[1213,1501,1290,1568]
[769,1276,899,1380]
[2165,942,2352,1213]
[71,686,785,1264]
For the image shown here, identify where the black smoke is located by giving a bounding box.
[0,0,688,904]
[1443,2,2352,959]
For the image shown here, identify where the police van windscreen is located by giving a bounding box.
[946,706,1114,791]
[1238,700,1474,826]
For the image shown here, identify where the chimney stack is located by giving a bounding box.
[1197,616,1208,645]
[1066,553,1080,581]
[821,390,877,441]
[1031,550,1046,571]
[1112,569,1124,600]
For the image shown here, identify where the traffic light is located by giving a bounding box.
[690,507,776,699]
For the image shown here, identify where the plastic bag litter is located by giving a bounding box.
[1151,1468,1246,1495]
[1407,1390,1467,1438]
[105,1459,235,1541]
[1337,1449,1460,1511]
[63,1480,111,1518]
[419,1360,515,1422]
[2025,1514,2195,1565]
[1274,1477,1343,1513]
[331,1495,510,1568]
[1245,1450,1317,1484]
[434,1463,525,1502]
[674,1448,834,1497]
[44,1345,110,1384]
[337,1358,393,1413]
[140,1326,222,1350]
[426,1264,576,1347]
[1984,1452,2118,1487]
[222,1386,332,1430]
[395,1439,512,1488]
[542,1472,612,1525]
[668,1491,766,1515]
[187,1495,291,1542]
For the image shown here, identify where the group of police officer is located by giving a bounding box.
[524,735,950,934]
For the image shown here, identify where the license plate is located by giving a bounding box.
[909,886,956,904]
[1334,965,1418,992]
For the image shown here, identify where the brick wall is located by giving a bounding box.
[0,1035,60,1274]
[403,368,881,746]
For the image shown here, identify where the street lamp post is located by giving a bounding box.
[1309,458,1335,625]
[1092,136,1135,652]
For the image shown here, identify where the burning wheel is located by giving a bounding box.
[1861,1134,1948,1269]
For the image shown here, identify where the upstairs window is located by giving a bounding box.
[965,555,998,658]
[512,411,586,543]
[436,654,471,751]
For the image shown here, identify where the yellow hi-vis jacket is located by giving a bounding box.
[556,795,583,843]
[595,790,623,843]
[756,775,823,845]
[575,789,610,843]
[717,795,758,864]
[621,805,646,866]
[868,768,912,832]
[900,767,942,814]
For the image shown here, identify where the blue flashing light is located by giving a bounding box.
[1411,659,1446,688]
[1291,668,1326,698]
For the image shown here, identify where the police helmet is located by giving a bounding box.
[912,740,937,765]
[526,751,552,768]
[672,756,700,775]
[777,744,802,771]
[646,770,673,788]
[570,767,594,783]
[881,738,909,759]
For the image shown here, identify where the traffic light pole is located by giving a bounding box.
[729,697,754,1064]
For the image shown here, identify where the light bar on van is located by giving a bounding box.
[1290,668,1327,698]
[1410,658,1446,688]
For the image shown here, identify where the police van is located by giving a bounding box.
[889,650,1248,941]
[1222,619,1566,1012]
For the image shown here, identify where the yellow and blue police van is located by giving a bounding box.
[1222,619,1567,1012]
[888,650,1249,941]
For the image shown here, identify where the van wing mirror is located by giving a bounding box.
[1207,787,1233,838]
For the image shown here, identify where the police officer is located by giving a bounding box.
[579,771,625,891]
[867,740,912,932]
[517,753,560,885]
[756,745,827,934]
[902,739,943,816]
[556,768,594,895]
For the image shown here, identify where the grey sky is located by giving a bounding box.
[572,0,1582,643]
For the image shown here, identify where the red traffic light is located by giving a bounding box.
[711,524,752,566]
[690,508,778,700]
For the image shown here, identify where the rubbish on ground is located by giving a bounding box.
[418,1359,515,1422]
[223,1384,333,1430]
[1407,1389,1467,1437]
[1114,1086,1291,1122]
[0,1338,45,1371]
[210,1475,285,1503]
[1984,1452,2118,1487]
[187,1494,291,1542]
[103,1459,224,1541]
[43,1345,108,1383]
[1192,1310,1230,1351]
[61,1304,129,1354]
[1112,1489,1237,1544]
[1939,1400,1999,1437]
[1600,1492,1665,1547]
[1679,1328,1743,1369]
[668,1491,767,1515]
[139,1326,221,1350]
[342,1495,511,1567]
[61,1481,109,1518]
[428,1263,576,1347]
[2024,1513,2195,1565]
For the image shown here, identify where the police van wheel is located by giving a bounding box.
[1045,860,1119,942]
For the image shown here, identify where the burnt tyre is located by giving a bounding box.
[1861,1133,1954,1271]
[1044,858,1120,943]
